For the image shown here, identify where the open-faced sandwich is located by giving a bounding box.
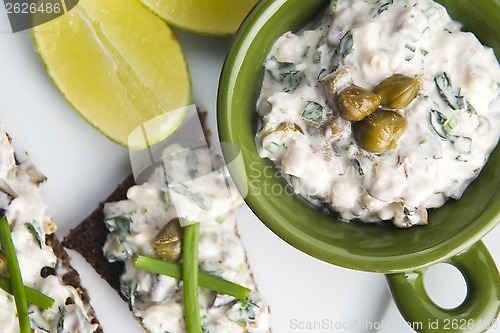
[64,113,271,333]
[0,127,101,333]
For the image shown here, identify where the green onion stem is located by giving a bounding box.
[183,222,202,333]
[134,255,250,300]
[0,216,31,333]
[0,276,54,310]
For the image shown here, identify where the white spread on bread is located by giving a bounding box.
[103,146,271,333]
[0,128,98,333]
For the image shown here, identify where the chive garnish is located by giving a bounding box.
[133,255,251,300]
[0,276,54,310]
[302,101,324,122]
[0,215,31,333]
[183,222,202,333]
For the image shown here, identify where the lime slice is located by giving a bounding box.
[139,0,258,36]
[33,0,191,148]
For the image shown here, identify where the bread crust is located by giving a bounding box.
[46,234,103,333]
[62,174,135,300]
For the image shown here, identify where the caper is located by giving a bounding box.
[153,218,183,261]
[353,109,407,153]
[374,74,419,109]
[276,122,304,134]
[336,85,381,121]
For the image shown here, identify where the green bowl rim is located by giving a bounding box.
[217,0,500,273]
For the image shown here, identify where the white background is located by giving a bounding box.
[0,5,498,333]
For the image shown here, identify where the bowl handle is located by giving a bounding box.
[386,241,500,333]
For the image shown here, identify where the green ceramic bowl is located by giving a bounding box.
[218,0,500,332]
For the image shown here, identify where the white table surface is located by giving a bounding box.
[0,6,498,333]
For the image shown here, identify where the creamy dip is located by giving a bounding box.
[103,146,270,333]
[256,0,500,227]
[0,128,98,332]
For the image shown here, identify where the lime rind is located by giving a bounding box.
[138,0,258,36]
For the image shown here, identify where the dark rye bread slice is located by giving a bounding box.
[62,174,134,299]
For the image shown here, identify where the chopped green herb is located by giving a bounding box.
[277,60,299,80]
[215,216,225,224]
[25,222,42,249]
[316,35,326,48]
[127,283,143,315]
[474,167,481,173]
[434,73,476,114]
[283,74,303,92]
[435,72,457,109]
[404,44,415,61]
[350,159,364,176]
[276,58,293,69]
[104,214,133,234]
[0,215,31,333]
[372,0,393,15]
[405,44,415,52]
[313,51,322,63]
[267,57,299,82]
[429,110,449,140]
[302,101,324,122]
[464,99,477,115]
[338,31,354,58]
[56,306,65,333]
[429,110,472,154]
[318,68,327,81]
[134,255,251,300]
[161,190,171,204]
[346,142,357,155]
[267,57,304,92]
[302,46,310,58]
[444,115,458,130]
[226,299,259,328]
[421,49,429,56]
[330,0,338,11]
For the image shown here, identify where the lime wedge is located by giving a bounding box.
[139,0,258,36]
[33,0,191,148]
